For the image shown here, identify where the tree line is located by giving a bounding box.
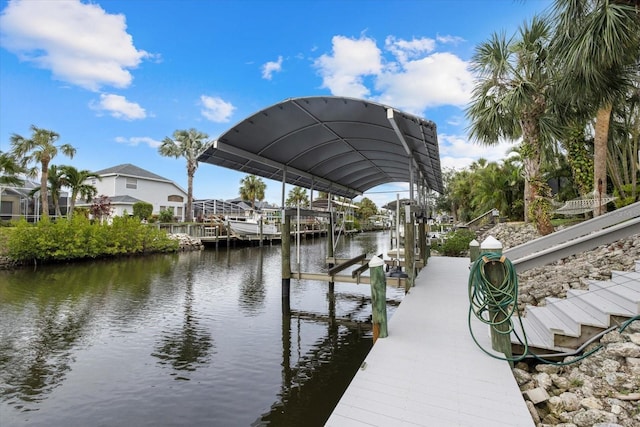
[2,1,638,229]
[465,0,639,234]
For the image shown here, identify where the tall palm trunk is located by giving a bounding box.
[186,166,194,222]
[593,104,612,216]
[521,111,554,235]
[40,160,49,219]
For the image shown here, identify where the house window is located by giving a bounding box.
[177,207,183,217]
[160,205,166,212]
[1,200,12,219]
[168,195,183,202]
[126,178,137,189]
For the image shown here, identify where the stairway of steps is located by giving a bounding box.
[511,260,640,353]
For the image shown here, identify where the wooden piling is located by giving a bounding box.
[418,218,427,266]
[281,214,291,315]
[469,239,479,262]
[480,236,513,363]
[404,212,415,291]
[326,212,336,292]
[369,256,388,342]
[327,212,335,265]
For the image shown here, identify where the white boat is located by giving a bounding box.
[226,217,279,236]
[387,247,405,259]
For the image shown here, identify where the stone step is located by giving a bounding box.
[512,316,552,349]
[511,261,640,352]
[610,270,640,285]
[583,279,640,314]
[566,289,635,324]
[545,296,608,330]
[527,305,581,340]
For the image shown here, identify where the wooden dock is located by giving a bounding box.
[325,256,534,427]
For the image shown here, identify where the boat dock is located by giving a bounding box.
[325,256,534,427]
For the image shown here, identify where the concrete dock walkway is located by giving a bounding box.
[325,256,534,426]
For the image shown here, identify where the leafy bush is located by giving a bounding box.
[133,201,153,219]
[158,209,174,223]
[7,216,178,262]
[434,228,476,257]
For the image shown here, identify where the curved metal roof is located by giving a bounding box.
[197,96,443,199]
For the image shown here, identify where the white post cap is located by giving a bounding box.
[369,255,384,267]
[480,235,502,250]
[469,239,479,247]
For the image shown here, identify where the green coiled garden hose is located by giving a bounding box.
[467,253,638,365]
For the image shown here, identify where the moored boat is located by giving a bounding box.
[226,217,279,236]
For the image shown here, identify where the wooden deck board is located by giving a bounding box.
[325,256,534,427]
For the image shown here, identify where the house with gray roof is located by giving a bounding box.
[82,164,188,220]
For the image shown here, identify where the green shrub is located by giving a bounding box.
[133,201,153,219]
[7,216,178,262]
[158,209,174,223]
[434,228,476,257]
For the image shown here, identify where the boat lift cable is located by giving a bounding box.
[467,253,639,366]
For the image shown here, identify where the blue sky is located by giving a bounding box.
[0,0,552,208]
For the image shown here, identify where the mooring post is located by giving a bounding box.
[418,217,427,266]
[369,255,388,342]
[469,239,479,262]
[404,205,415,291]
[281,214,291,315]
[480,236,513,363]
[259,218,264,247]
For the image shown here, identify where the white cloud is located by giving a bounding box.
[438,133,517,170]
[0,0,150,91]
[313,34,474,115]
[90,93,146,120]
[376,52,473,114]
[385,36,435,64]
[436,34,465,45]
[262,55,283,80]
[313,35,382,98]
[115,136,161,148]
[200,95,235,122]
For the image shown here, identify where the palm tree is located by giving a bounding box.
[10,125,76,219]
[0,151,26,186]
[286,186,309,207]
[447,169,474,223]
[239,175,266,212]
[466,17,558,235]
[60,166,100,218]
[604,86,640,207]
[550,0,640,215]
[471,161,511,216]
[159,129,209,222]
[28,165,65,218]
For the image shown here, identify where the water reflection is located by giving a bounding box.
[152,262,215,377]
[253,304,372,426]
[0,255,177,408]
[238,247,266,316]
[0,232,401,426]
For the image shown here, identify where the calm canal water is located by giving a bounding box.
[0,231,403,427]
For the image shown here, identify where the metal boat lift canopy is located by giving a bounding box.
[197,96,443,200]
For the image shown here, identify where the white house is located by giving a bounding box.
[84,164,188,221]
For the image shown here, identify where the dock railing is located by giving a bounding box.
[504,201,640,272]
